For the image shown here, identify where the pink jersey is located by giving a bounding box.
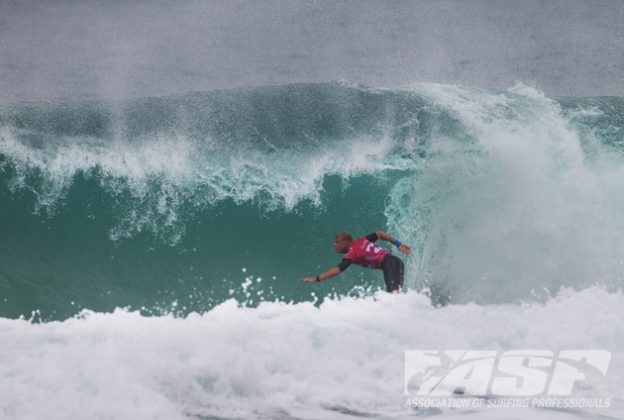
[344,236,390,269]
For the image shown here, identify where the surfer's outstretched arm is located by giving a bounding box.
[300,266,341,283]
[300,258,352,284]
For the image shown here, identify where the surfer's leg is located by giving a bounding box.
[381,254,404,293]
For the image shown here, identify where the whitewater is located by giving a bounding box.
[1,82,623,419]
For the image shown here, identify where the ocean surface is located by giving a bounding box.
[1,82,622,419]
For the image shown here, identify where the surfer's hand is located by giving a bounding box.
[399,244,411,255]
[300,277,317,283]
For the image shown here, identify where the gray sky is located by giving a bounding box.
[1,0,623,101]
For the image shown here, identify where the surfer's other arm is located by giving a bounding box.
[374,230,411,255]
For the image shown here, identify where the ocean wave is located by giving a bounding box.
[1,82,623,316]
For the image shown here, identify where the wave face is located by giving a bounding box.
[1,82,624,319]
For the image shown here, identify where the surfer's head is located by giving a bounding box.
[334,231,353,253]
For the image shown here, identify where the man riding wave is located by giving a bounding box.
[301,231,411,293]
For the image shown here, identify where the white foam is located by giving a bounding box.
[386,83,624,302]
[0,287,621,420]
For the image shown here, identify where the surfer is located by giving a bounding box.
[300,231,411,293]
